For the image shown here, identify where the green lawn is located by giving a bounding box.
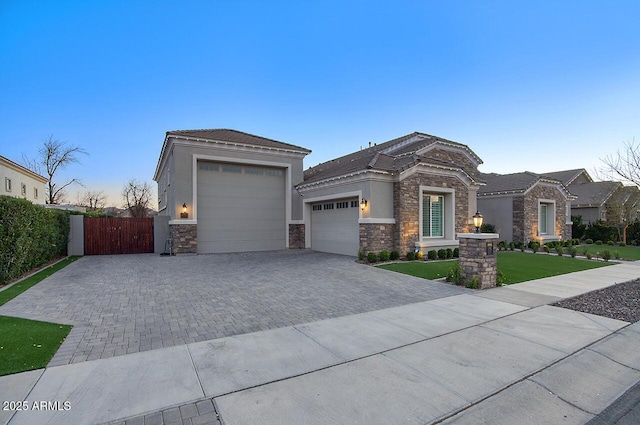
[574,244,640,260]
[0,256,79,375]
[377,251,611,285]
[0,316,71,376]
[0,256,80,307]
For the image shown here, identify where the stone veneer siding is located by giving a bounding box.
[512,197,525,243]
[523,185,570,242]
[288,224,305,249]
[359,223,396,253]
[170,224,197,254]
[394,173,472,253]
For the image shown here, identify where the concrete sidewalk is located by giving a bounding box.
[2,262,640,425]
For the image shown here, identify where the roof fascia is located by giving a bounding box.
[415,140,483,166]
[0,156,49,182]
[297,169,393,191]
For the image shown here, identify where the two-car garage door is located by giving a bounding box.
[197,161,285,253]
[311,198,359,256]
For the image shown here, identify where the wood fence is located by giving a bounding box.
[84,217,154,255]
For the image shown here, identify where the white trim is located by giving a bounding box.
[193,154,293,248]
[415,239,459,248]
[537,198,556,236]
[303,191,362,250]
[457,233,500,239]
[419,185,455,243]
[169,219,197,225]
[297,170,393,190]
[358,218,396,224]
[399,163,479,187]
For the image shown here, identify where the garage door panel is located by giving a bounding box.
[197,162,285,253]
[311,199,359,256]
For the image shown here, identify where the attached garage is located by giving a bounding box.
[311,198,359,256]
[197,161,286,253]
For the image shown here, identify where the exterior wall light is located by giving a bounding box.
[473,211,483,233]
[181,203,189,219]
[360,198,368,210]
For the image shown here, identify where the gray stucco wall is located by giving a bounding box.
[477,196,514,242]
[154,215,171,254]
[572,206,601,224]
[67,214,84,256]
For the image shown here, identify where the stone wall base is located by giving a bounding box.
[170,224,197,254]
[289,224,305,249]
[359,223,396,253]
[458,234,499,289]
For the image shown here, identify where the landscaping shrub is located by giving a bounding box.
[570,247,577,258]
[480,223,496,233]
[586,251,593,260]
[390,250,400,261]
[466,276,479,289]
[619,242,627,247]
[595,240,603,245]
[556,246,563,256]
[585,239,594,244]
[543,245,550,253]
[530,242,540,253]
[614,251,620,260]
[601,250,611,262]
[496,270,506,286]
[498,241,506,251]
[437,249,447,259]
[406,251,415,261]
[358,249,366,261]
[571,215,586,240]
[445,262,464,285]
[453,248,459,258]
[446,248,453,259]
[509,242,515,251]
[427,250,437,260]
[572,238,580,245]
[379,250,390,262]
[416,250,424,260]
[585,220,616,244]
[367,252,378,263]
[607,240,615,246]
[0,196,70,284]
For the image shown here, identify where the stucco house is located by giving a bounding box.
[477,172,573,244]
[0,155,48,204]
[155,129,485,256]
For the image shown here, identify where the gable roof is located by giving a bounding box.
[539,169,593,186]
[165,129,311,153]
[569,181,622,207]
[0,155,49,183]
[478,171,573,198]
[301,132,483,185]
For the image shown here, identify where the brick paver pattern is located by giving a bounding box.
[0,250,468,365]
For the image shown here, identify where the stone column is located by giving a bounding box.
[457,233,499,289]
[170,223,197,254]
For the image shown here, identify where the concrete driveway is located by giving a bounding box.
[0,250,468,365]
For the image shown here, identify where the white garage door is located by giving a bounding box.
[311,198,359,256]
[197,161,285,253]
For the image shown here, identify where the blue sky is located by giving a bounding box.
[1,1,639,207]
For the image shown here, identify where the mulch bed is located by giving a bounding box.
[553,279,640,323]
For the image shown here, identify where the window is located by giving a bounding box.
[336,201,349,209]
[350,200,358,208]
[5,178,11,192]
[540,205,548,234]
[222,165,242,173]
[265,168,283,177]
[34,187,38,198]
[21,183,26,196]
[422,195,444,237]
[245,166,263,175]
[323,203,334,210]
[198,163,219,171]
[538,200,556,236]
[312,205,322,211]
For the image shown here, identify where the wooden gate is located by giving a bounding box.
[84,217,154,255]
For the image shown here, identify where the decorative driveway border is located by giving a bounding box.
[0,250,469,365]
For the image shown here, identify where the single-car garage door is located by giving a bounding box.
[197,161,285,253]
[311,198,359,256]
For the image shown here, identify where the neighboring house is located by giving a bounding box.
[297,132,485,256]
[477,172,573,244]
[0,155,48,204]
[605,185,640,224]
[565,180,622,224]
[153,129,311,254]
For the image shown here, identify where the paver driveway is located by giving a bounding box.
[0,250,469,365]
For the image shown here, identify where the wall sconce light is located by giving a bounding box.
[473,210,483,233]
[181,203,189,219]
[360,198,368,210]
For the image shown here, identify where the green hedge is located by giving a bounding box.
[0,196,70,284]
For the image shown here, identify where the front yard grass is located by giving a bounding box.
[0,316,71,376]
[377,251,611,285]
[574,244,640,260]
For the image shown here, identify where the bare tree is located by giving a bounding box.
[122,179,152,218]
[600,138,640,186]
[22,135,88,204]
[78,190,107,211]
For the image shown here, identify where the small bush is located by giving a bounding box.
[570,247,577,258]
[437,249,447,259]
[572,238,580,245]
[480,223,496,233]
[595,240,603,245]
[416,250,424,260]
[390,250,400,261]
[601,250,611,262]
[446,248,453,259]
[543,245,550,253]
[619,242,627,247]
[556,246,563,256]
[586,239,594,244]
[517,242,524,252]
[498,241,506,251]
[427,250,437,260]
[466,276,479,289]
[379,250,390,261]
[586,251,593,260]
[446,262,464,285]
[509,242,515,251]
[614,251,620,260]
[406,251,415,261]
[367,252,378,263]
[607,240,615,246]
[358,249,366,261]
[530,242,540,253]
[496,270,506,286]
[453,248,459,258]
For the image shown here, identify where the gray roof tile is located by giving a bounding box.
[166,129,311,153]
